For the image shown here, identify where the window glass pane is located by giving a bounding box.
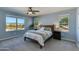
[6,16,16,31]
[59,15,69,32]
[59,16,68,29]
[17,18,24,30]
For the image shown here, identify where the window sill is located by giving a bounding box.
[54,28,69,32]
[5,30,24,32]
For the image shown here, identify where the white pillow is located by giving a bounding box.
[39,27,45,31]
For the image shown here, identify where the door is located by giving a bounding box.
[77,15,79,41]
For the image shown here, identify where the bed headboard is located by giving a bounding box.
[40,25,54,32]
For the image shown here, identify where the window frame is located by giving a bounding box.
[16,18,25,30]
[6,15,25,32]
[58,14,70,32]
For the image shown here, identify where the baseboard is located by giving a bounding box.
[0,35,20,41]
[76,42,79,48]
[61,37,76,43]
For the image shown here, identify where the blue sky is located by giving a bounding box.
[6,17,24,24]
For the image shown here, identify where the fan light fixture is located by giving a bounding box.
[28,12,32,15]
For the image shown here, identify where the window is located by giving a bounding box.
[17,18,24,30]
[59,15,69,32]
[6,16,25,31]
[6,17,16,31]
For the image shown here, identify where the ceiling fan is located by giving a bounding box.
[27,7,40,15]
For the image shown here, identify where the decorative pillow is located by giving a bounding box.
[44,27,51,31]
[39,27,45,31]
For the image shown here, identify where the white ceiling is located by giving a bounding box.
[0,7,74,16]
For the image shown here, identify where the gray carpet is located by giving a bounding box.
[0,37,79,51]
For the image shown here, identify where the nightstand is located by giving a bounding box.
[53,30,61,40]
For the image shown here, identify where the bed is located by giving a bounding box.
[24,25,54,48]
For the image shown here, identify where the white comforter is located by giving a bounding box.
[24,30,52,46]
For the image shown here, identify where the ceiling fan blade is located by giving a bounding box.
[32,12,35,14]
[32,10,40,12]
